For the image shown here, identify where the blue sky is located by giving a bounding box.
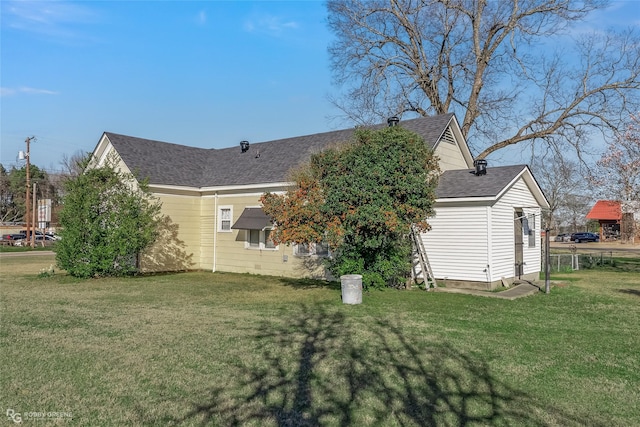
[1,0,639,172]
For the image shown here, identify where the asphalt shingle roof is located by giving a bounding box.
[105,113,455,188]
[436,165,529,199]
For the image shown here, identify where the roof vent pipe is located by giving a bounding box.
[387,116,399,127]
[240,141,250,153]
[474,159,487,176]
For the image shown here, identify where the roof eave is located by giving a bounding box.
[148,181,293,194]
[435,196,497,204]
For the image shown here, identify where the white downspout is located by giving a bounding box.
[486,205,493,284]
[213,193,218,272]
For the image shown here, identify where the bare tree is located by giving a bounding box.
[60,150,89,177]
[532,157,588,231]
[559,193,592,232]
[592,114,640,241]
[327,0,640,159]
[592,114,640,203]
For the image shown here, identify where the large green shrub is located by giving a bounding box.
[55,160,161,278]
[262,125,439,289]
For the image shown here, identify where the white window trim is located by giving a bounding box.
[294,242,331,257]
[218,205,233,232]
[244,228,279,251]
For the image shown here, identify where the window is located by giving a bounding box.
[264,229,276,249]
[249,229,260,247]
[219,207,232,232]
[521,213,536,248]
[245,228,278,250]
[295,243,311,256]
[294,242,330,257]
[315,242,330,256]
[527,215,536,248]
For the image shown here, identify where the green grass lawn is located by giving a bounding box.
[1,254,639,426]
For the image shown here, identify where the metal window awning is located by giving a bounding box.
[231,208,273,230]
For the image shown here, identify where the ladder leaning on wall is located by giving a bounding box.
[410,224,437,290]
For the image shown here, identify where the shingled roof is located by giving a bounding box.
[436,165,529,199]
[105,113,455,188]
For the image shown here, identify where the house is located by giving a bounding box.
[423,164,548,289]
[90,114,549,289]
[586,200,622,240]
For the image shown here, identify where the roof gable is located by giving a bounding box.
[436,164,549,208]
[431,115,474,169]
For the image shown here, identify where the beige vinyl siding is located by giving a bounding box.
[422,204,491,282]
[433,131,470,171]
[213,194,329,278]
[141,194,202,271]
[200,197,215,269]
[91,140,137,183]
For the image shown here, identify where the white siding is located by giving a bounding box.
[488,197,514,281]
[421,176,543,285]
[490,178,542,280]
[422,204,490,282]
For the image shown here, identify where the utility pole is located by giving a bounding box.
[32,183,37,247]
[545,228,550,294]
[23,136,36,248]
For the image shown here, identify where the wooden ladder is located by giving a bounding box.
[411,224,437,290]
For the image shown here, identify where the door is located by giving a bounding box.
[514,209,524,279]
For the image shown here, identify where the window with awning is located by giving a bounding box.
[231,208,273,230]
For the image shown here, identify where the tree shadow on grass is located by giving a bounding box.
[168,305,602,427]
[278,277,341,291]
[618,288,640,297]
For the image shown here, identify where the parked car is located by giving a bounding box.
[12,234,56,246]
[2,233,26,242]
[45,232,62,241]
[19,230,44,238]
[570,232,599,243]
[36,235,56,241]
[554,233,571,242]
[2,233,27,246]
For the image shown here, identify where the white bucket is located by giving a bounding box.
[340,274,363,304]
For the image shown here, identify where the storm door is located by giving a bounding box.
[514,209,524,279]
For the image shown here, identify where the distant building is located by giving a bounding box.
[586,200,622,241]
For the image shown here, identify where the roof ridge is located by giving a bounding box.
[105,113,460,187]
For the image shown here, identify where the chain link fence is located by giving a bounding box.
[548,251,640,273]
